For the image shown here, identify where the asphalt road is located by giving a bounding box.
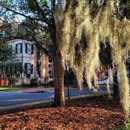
[0,86,113,110]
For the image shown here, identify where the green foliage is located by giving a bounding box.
[0,0,52,56]
[0,44,21,78]
[0,44,13,62]
[41,0,48,6]
[27,0,48,12]
[27,0,38,12]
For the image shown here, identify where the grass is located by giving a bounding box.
[0,87,21,91]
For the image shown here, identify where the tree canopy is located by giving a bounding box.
[0,44,21,79]
[0,1,130,123]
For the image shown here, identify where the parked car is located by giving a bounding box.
[98,78,106,85]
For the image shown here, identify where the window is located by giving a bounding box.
[25,43,33,54]
[16,43,22,54]
[25,63,31,74]
[24,63,32,78]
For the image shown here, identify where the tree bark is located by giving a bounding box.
[113,67,119,97]
[53,51,65,107]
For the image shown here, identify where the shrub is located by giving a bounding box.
[30,78,38,86]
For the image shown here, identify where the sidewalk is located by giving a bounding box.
[21,85,108,93]
[22,87,54,93]
[21,86,81,93]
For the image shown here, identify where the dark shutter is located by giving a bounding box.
[24,63,27,74]
[25,43,27,53]
[31,45,33,54]
[31,64,33,74]
[15,44,17,54]
[20,43,22,53]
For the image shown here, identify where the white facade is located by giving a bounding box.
[8,39,38,84]
[0,20,54,85]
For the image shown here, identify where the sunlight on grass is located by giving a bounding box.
[0,87,20,91]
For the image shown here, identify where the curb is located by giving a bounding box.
[0,99,53,111]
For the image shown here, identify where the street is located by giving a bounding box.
[0,86,113,110]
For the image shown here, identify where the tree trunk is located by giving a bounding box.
[113,68,119,97]
[50,12,65,106]
[53,51,65,107]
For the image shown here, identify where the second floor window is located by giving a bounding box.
[16,43,22,54]
[25,43,33,54]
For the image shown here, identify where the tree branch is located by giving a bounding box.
[0,5,50,25]
[32,36,53,59]
[33,0,51,25]
[51,0,56,10]
[0,9,7,16]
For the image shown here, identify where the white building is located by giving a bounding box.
[0,20,53,85]
[7,39,38,85]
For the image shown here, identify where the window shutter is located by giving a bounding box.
[31,64,33,74]
[20,43,22,53]
[24,63,27,74]
[25,43,27,53]
[31,45,33,54]
[15,44,17,54]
